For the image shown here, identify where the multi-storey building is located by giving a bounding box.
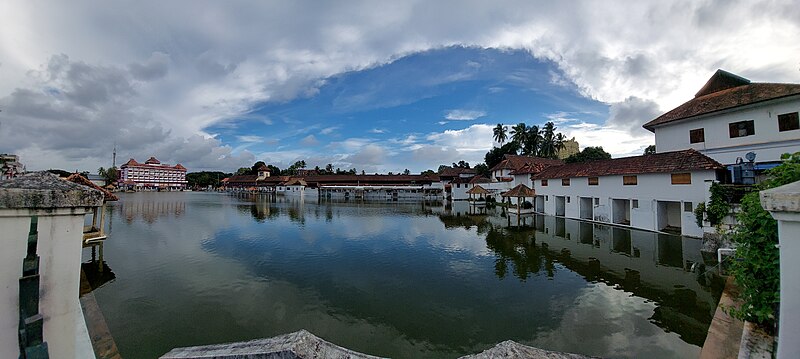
[0,154,25,180]
[118,157,187,190]
[643,69,800,169]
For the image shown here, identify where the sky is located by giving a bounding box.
[0,1,798,173]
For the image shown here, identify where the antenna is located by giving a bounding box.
[112,144,117,168]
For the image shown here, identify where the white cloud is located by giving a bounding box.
[320,126,339,135]
[444,109,487,121]
[236,135,264,143]
[301,134,320,146]
[1,1,797,171]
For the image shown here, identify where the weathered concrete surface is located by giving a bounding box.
[737,322,774,359]
[0,171,103,209]
[80,270,122,359]
[160,330,388,359]
[458,341,597,359]
[699,276,743,359]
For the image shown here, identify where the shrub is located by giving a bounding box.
[728,152,800,328]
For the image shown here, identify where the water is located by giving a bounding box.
[84,192,722,358]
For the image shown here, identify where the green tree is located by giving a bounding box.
[452,160,470,169]
[235,167,251,175]
[644,145,656,155]
[729,152,800,327]
[564,146,612,163]
[493,124,508,145]
[539,122,565,159]
[250,161,267,174]
[474,163,490,177]
[510,123,528,147]
[522,125,542,156]
[484,141,520,170]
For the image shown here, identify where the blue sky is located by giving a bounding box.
[1,1,798,172]
[206,47,611,172]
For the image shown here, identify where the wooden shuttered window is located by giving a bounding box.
[541,179,548,186]
[588,177,599,185]
[623,175,637,185]
[778,112,800,132]
[729,120,755,138]
[562,178,570,186]
[689,128,705,143]
[671,172,691,185]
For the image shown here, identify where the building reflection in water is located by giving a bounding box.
[434,207,722,347]
[117,199,186,224]
[80,243,116,296]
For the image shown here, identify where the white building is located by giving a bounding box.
[644,69,800,169]
[532,149,723,237]
[118,157,188,190]
[0,154,25,180]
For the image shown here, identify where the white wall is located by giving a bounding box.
[654,96,800,164]
[0,208,95,359]
[535,171,715,237]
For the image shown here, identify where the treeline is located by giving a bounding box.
[186,171,232,188]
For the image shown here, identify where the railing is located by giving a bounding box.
[18,216,50,358]
[717,184,757,204]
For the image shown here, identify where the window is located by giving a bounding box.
[684,202,693,212]
[541,179,548,186]
[689,128,705,143]
[588,177,599,185]
[671,172,691,185]
[729,120,755,138]
[566,196,571,203]
[562,178,570,186]
[632,199,639,209]
[593,198,599,205]
[545,195,549,201]
[623,175,638,185]
[778,112,800,132]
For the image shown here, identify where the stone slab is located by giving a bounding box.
[458,341,597,359]
[160,330,387,359]
[0,171,104,209]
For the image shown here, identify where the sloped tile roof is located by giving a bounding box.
[439,167,477,177]
[501,184,536,198]
[533,149,723,179]
[643,70,800,131]
[466,185,489,195]
[66,173,118,201]
[490,154,563,173]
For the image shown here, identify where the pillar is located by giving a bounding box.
[0,172,103,358]
[760,180,800,359]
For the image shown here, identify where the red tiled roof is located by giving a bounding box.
[533,149,723,179]
[468,176,492,184]
[502,184,536,197]
[439,167,477,177]
[466,185,489,195]
[174,163,186,170]
[65,173,118,201]
[145,156,161,164]
[643,70,800,131]
[490,154,563,173]
[123,158,140,166]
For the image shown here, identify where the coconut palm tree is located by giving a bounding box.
[522,125,542,156]
[510,123,528,147]
[539,122,560,158]
[493,124,508,145]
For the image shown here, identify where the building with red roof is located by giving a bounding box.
[118,157,188,190]
[644,69,800,169]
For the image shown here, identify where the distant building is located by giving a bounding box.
[644,69,800,170]
[557,138,580,159]
[118,157,187,190]
[0,154,25,180]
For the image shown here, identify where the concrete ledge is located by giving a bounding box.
[760,180,800,213]
[700,276,743,359]
[160,330,387,359]
[459,341,597,359]
[0,171,104,209]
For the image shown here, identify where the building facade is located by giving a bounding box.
[644,69,800,169]
[118,157,188,190]
[532,149,723,237]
